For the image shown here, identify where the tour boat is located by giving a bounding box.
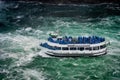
[40,33,110,57]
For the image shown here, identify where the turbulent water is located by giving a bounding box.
[0,1,120,80]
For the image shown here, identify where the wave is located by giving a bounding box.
[23,69,46,80]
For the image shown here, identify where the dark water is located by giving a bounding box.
[0,1,120,80]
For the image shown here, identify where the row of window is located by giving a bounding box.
[55,44,106,51]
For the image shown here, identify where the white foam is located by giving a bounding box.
[116,32,120,36]
[72,63,79,66]
[23,69,46,80]
[16,15,24,19]
[52,20,71,28]
[35,30,43,34]
[24,27,32,32]
[105,36,120,55]
[37,50,51,58]
[0,28,51,60]
[0,33,42,66]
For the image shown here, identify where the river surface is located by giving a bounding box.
[0,1,120,80]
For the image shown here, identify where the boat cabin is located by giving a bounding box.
[40,36,107,51]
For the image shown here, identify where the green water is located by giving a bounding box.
[0,1,120,80]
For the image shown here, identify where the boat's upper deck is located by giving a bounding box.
[48,36,105,44]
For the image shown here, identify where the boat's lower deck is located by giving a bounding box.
[43,48,107,57]
[45,52,107,57]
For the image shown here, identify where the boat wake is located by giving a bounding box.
[0,32,47,80]
[37,50,51,58]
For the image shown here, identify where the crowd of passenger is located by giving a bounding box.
[48,36,105,44]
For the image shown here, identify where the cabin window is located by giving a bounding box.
[54,46,61,50]
[85,47,92,51]
[62,47,69,50]
[70,47,76,50]
[93,46,99,50]
[78,47,84,51]
[100,44,106,49]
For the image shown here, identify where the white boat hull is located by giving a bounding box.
[41,47,107,57]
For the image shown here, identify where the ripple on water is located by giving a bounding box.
[0,1,120,80]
